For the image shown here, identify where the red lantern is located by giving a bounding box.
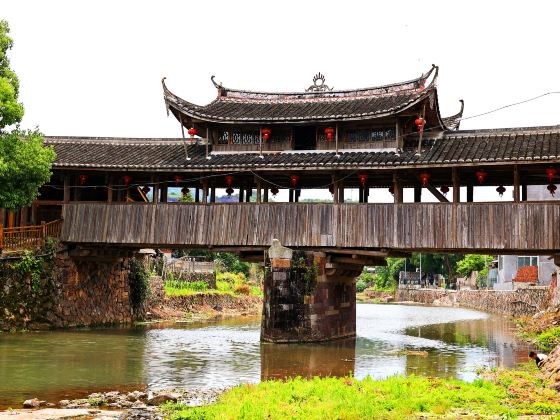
[142,186,151,194]
[440,186,450,196]
[225,175,234,187]
[188,127,197,138]
[181,186,190,196]
[415,116,426,133]
[358,173,368,188]
[123,175,132,187]
[174,175,182,185]
[261,128,271,142]
[290,175,300,188]
[79,174,88,186]
[226,187,234,196]
[388,185,394,195]
[419,172,430,187]
[324,127,335,142]
[547,183,557,196]
[475,169,487,184]
[270,187,279,196]
[496,185,506,197]
[546,168,557,183]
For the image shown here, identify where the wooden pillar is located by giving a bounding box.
[245,188,252,203]
[202,181,208,204]
[160,184,168,203]
[30,204,37,225]
[295,189,300,203]
[414,187,422,203]
[521,184,528,202]
[210,185,216,203]
[74,175,81,201]
[364,187,369,203]
[332,175,338,204]
[338,181,345,203]
[256,180,262,203]
[393,173,403,203]
[466,185,474,202]
[359,187,363,203]
[107,175,113,203]
[7,211,15,228]
[195,187,200,203]
[20,207,28,227]
[263,187,269,203]
[452,168,460,203]
[63,175,71,203]
[152,177,159,203]
[0,208,5,227]
[238,188,244,203]
[513,165,520,202]
[289,189,294,203]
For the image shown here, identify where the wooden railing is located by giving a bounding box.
[0,219,62,252]
[60,202,560,254]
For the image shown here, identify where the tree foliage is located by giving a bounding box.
[0,129,55,209]
[456,254,493,278]
[0,20,55,210]
[0,20,24,128]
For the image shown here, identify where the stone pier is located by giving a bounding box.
[261,240,361,343]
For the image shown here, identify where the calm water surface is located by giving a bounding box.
[0,304,531,407]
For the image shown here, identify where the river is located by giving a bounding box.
[0,304,532,408]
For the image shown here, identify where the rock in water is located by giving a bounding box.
[147,392,181,405]
[22,398,47,408]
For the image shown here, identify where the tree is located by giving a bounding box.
[456,254,493,278]
[0,20,55,211]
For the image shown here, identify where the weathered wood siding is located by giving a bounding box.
[61,202,560,253]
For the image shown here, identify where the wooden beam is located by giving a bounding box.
[452,168,460,203]
[210,185,216,203]
[160,184,168,203]
[338,180,345,203]
[513,165,520,202]
[426,183,449,203]
[331,256,386,266]
[202,181,208,204]
[152,176,159,204]
[263,187,269,203]
[256,179,262,203]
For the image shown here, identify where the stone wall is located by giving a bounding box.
[261,245,359,343]
[396,287,550,317]
[0,250,133,330]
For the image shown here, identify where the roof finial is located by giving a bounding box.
[211,75,222,89]
[306,72,333,92]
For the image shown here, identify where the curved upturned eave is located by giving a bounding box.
[164,87,438,125]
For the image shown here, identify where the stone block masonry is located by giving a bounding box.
[396,287,551,317]
[262,244,360,343]
[0,250,133,330]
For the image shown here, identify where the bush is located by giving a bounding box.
[356,279,368,293]
[234,284,251,295]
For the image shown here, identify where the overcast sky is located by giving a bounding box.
[3,1,559,201]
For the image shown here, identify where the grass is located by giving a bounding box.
[164,278,263,298]
[533,326,560,352]
[163,364,560,419]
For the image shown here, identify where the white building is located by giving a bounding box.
[494,186,559,290]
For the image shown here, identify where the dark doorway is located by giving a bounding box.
[293,126,316,150]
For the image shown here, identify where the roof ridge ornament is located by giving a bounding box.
[306,72,333,92]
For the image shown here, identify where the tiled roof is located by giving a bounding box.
[163,66,440,124]
[46,125,560,171]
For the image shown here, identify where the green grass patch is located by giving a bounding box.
[164,366,560,419]
[534,326,560,352]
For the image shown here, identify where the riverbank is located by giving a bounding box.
[163,363,560,419]
[396,287,550,317]
[147,292,262,321]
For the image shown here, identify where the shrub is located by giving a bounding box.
[356,279,368,293]
[234,284,251,295]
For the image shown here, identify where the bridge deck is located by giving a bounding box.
[60,202,560,254]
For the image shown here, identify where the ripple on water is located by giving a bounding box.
[0,304,532,407]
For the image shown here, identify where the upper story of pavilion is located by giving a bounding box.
[161,64,463,153]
